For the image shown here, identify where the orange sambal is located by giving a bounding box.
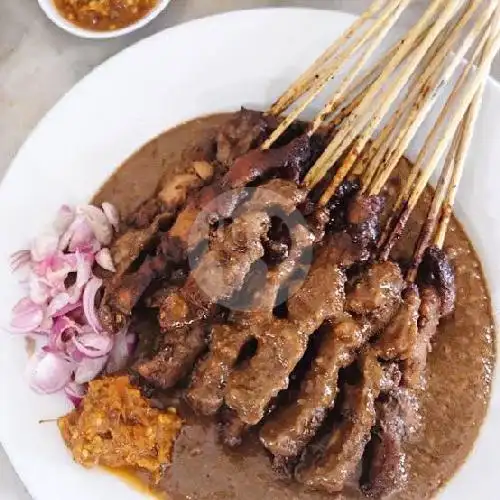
[53,0,159,31]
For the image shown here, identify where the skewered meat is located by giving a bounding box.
[134,323,207,390]
[100,137,314,331]
[223,237,347,426]
[158,180,306,331]
[296,352,383,493]
[346,261,404,320]
[361,388,421,498]
[260,262,403,465]
[374,285,421,361]
[418,245,456,316]
[224,193,386,426]
[403,284,441,389]
[216,108,276,167]
[260,317,369,462]
[187,223,315,416]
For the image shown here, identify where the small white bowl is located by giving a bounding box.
[37,0,172,39]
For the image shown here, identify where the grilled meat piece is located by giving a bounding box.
[347,194,385,249]
[216,108,276,167]
[134,323,206,390]
[187,223,314,416]
[187,323,250,415]
[101,138,313,330]
[260,317,370,462]
[418,245,456,317]
[403,285,441,389]
[374,285,421,361]
[361,389,421,498]
[296,352,383,493]
[260,262,404,465]
[346,261,404,321]
[224,235,352,426]
[361,395,408,499]
[222,134,311,188]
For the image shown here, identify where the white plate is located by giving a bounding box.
[0,8,499,500]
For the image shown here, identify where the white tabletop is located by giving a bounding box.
[1,1,498,498]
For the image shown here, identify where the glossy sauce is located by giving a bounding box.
[53,0,158,31]
[95,113,496,499]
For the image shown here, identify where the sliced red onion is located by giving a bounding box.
[95,248,116,272]
[49,316,82,352]
[11,200,123,403]
[28,272,50,305]
[83,277,103,333]
[28,352,74,394]
[78,205,113,246]
[64,382,86,407]
[43,253,77,291]
[31,233,59,262]
[61,217,95,252]
[73,331,113,358]
[53,205,75,236]
[37,314,54,334]
[52,299,82,317]
[74,356,108,384]
[102,202,119,231]
[10,298,44,333]
[46,292,71,317]
[106,330,136,374]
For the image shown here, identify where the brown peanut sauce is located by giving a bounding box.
[94,113,495,499]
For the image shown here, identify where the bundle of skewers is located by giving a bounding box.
[97,0,500,496]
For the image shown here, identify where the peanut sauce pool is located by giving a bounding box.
[94,113,496,499]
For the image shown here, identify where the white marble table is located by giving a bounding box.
[1,1,498,498]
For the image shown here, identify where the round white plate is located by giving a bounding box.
[0,8,499,500]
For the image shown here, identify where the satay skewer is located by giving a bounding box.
[268,0,390,117]
[304,0,463,193]
[380,20,500,260]
[363,0,493,194]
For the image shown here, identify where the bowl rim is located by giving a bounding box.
[36,0,172,39]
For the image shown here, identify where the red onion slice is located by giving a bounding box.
[10,298,44,333]
[53,205,75,236]
[83,277,103,333]
[95,248,116,272]
[73,331,113,358]
[102,202,119,231]
[28,352,74,394]
[74,356,108,384]
[106,330,136,373]
[31,233,59,263]
[64,382,85,407]
[78,205,113,246]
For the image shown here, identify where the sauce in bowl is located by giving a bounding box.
[53,0,159,31]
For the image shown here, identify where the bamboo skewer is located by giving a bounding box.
[268,0,388,117]
[434,84,488,249]
[378,3,495,227]
[306,0,462,199]
[364,0,491,195]
[258,0,498,261]
[261,0,409,150]
[380,27,500,261]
